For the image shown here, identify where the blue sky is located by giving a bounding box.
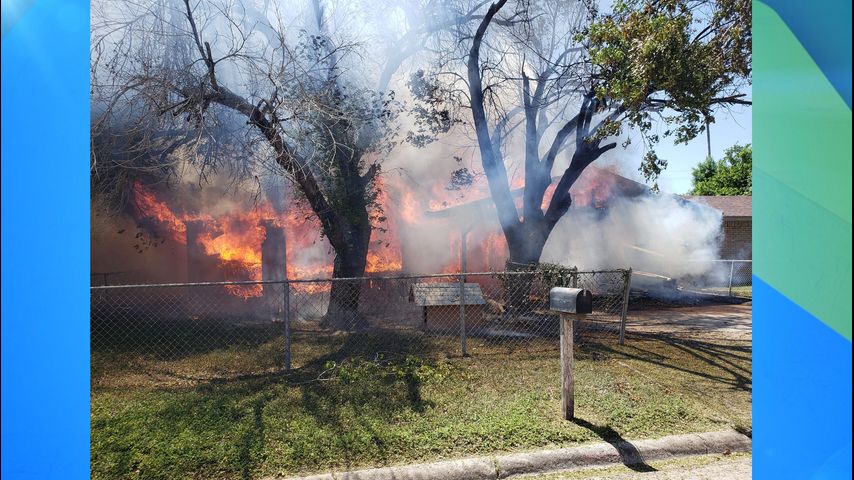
[593,93,752,195]
[595,0,753,195]
[653,101,752,194]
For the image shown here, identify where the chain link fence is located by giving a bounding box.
[678,260,752,298]
[91,270,630,383]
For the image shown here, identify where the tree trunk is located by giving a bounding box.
[503,218,551,313]
[322,208,372,332]
[507,220,550,266]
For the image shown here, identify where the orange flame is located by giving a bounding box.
[131,180,412,297]
[129,165,622,297]
[132,182,187,243]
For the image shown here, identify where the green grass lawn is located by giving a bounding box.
[730,286,753,298]
[91,330,751,480]
[687,285,752,299]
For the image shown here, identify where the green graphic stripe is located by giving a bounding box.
[754,2,853,340]
[755,170,852,340]
[754,2,852,224]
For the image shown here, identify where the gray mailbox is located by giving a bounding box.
[549,287,593,314]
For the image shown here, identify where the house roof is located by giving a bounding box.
[682,195,752,218]
[409,283,486,306]
[425,166,649,219]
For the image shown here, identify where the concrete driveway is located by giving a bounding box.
[627,302,752,342]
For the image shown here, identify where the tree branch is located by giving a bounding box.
[204,84,344,248]
[467,0,521,236]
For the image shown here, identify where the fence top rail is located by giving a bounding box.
[89,269,630,291]
[685,259,753,263]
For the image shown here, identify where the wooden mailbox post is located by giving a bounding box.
[549,287,593,420]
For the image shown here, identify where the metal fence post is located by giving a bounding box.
[459,273,467,357]
[728,261,735,296]
[283,281,291,371]
[619,268,632,345]
[459,230,468,357]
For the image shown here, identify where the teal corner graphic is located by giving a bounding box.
[754,1,853,341]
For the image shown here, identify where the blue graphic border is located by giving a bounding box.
[1,1,852,479]
[1,0,91,478]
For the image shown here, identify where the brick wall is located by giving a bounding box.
[721,219,752,259]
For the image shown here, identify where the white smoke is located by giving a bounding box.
[542,192,724,281]
[91,0,737,288]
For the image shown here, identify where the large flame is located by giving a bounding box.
[132,180,411,297]
[365,177,404,273]
[131,182,188,243]
[129,165,623,297]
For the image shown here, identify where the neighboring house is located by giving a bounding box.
[682,195,752,260]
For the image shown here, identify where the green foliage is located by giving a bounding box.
[325,355,452,386]
[587,0,751,183]
[689,143,752,195]
[534,262,580,288]
[495,263,582,302]
[691,155,719,186]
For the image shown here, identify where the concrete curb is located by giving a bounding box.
[268,429,751,480]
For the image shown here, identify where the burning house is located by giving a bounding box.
[417,166,651,273]
[92,159,726,312]
[94,166,645,285]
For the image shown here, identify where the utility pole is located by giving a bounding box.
[706,119,712,158]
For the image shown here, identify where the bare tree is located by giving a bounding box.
[92,0,402,329]
[413,0,603,270]
[421,0,751,270]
